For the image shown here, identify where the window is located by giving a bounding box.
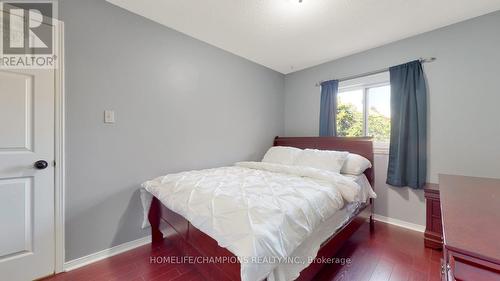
[336,72,391,152]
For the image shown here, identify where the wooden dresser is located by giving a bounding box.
[440,175,500,280]
[424,183,442,249]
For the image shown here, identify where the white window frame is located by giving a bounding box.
[337,72,390,154]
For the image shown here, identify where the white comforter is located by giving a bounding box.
[142,162,370,281]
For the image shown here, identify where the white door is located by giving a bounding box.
[0,66,56,280]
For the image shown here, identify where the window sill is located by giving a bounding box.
[374,148,389,155]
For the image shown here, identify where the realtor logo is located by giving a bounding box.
[1,1,57,68]
[2,2,53,54]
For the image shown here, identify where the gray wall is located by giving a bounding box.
[60,0,285,261]
[284,11,500,226]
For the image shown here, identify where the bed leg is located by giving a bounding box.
[369,198,375,233]
[148,197,164,245]
[369,215,375,233]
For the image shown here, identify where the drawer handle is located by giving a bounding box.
[441,263,451,275]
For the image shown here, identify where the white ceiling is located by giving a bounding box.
[106,0,500,74]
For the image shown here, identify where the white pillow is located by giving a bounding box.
[294,149,349,173]
[341,153,372,175]
[262,146,302,165]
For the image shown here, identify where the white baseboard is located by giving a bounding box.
[63,236,151,272]
[373,214,425,233]
[63,216,423,271]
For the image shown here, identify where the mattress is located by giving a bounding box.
[267,174,373,281]
[346,173,373,205]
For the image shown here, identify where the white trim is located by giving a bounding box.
[373,214,425,233]
[54,21,66,273]
[62,216,424,272]
[373,143,390,155]
[338,71,390,91]
[362,87,368,135]
[63,236,152,272]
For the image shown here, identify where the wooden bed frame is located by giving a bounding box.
[148,136,375,281]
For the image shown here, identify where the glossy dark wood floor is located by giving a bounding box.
[42,222,441,281]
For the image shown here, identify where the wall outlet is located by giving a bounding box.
[104,110,115,123]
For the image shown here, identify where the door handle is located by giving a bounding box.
[34,160,49,170]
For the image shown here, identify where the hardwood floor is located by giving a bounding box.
[314,222,442,281]
[42,222,441,281]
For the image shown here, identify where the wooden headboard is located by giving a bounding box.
[273,136,374,186]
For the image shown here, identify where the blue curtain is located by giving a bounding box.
[387,60,427,189]
[319,80,339,136]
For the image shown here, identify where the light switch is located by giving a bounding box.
[104,110,115,123]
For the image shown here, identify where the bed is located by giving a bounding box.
[145,136,375,281]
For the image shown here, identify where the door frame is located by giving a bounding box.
[54,20,66,274]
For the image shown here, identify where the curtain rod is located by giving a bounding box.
[315,57,436,87]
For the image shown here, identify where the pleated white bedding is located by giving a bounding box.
[267,173,373,281]
[141,162,376,281]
